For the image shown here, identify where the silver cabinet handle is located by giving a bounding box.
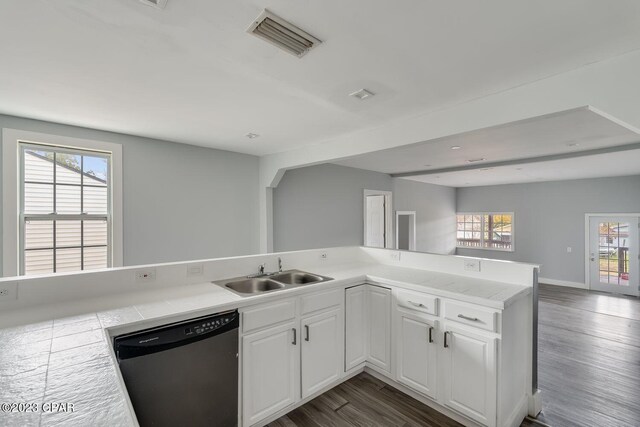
[408,301,426,308]
[292,328,297,345]
[305,325,310,342]
[444,331,450,348]
[458,314,479,322]
[428,326,434,343]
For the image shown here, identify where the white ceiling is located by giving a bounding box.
[1,1,640,156]
[333,108,640,187]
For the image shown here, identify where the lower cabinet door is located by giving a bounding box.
[395,310,438,399]
[345,285,368,371]
[442,324,497,427]
[301,308,343,398]
[368,285,392,372]
[242,322,299,426]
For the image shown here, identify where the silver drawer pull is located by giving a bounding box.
[408,301,426,308]
[458,314,479,322]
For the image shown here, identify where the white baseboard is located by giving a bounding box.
[528,389,543,417]
[538,277,588,290]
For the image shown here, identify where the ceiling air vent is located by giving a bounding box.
[247,10,322,58]
[139,0,167,9]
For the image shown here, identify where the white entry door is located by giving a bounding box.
[588,216,639,296]
[365,195,386,248]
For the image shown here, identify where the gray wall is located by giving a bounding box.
[456,176,640,283]
[273,164,393,251]
[0,114,260,275]
[273,163,456,253]
[394,179,457,254]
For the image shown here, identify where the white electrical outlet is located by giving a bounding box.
[320,252,328,259]
[135,268,156,283]
[464,260,481,272]
[0,282,18,301]
[567,247,572,253]
[187,264,204,277]
[390,251,401,261]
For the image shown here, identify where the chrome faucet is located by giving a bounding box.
[278,257,283,273]
[247,263,266,278]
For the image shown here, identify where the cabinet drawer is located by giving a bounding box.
[444,300,497,332]
[301,288,342,315]
[396,289,438,316]
[242,298,296,333]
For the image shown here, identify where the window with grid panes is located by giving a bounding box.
[456,213,513,251]
[21,143,111,275]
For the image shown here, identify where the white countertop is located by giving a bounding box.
[0,262,530,427]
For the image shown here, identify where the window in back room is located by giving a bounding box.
[456,213,513,251]
[20,143,111,275]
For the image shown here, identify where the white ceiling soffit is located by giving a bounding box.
[404,149,640,187]
[1,2,640,156]
[333,107,640,181]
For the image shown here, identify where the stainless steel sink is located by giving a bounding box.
[215,269,333,296]
[223,278,285,294]
[269,270,330,285]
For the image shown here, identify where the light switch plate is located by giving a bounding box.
[187,264,204,277]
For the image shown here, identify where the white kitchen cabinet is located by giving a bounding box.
[241,290,344,426]
[301,307,342,398]
[395,310,438,399]
[242,321,299,426]
[442,323,497,427]
[344,284,392,373]
[345,285,368,370]
[368,285,391,372]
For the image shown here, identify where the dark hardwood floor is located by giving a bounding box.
[269,284,640,427]
[268,372,463,427]
[535,283,640,427]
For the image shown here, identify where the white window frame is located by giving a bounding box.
[456,212,515,252]
[2,128,123,276]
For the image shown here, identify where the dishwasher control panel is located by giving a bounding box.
[186,313,235,336]
[114,310,239,360]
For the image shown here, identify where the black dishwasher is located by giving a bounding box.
[114,310,239,427]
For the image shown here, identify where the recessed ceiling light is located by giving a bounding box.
[450,146,462,150]
[465,158,486,163]
[349,89,375,100]
[245,133,260,139]
[567,142,579,147]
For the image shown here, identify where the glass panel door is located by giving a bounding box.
[589,216,639,296]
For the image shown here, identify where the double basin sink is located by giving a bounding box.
[216,269,333,296]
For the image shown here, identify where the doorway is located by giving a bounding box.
[363,190,393,248]
[396,211,416,251]
[587,214,639,296]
